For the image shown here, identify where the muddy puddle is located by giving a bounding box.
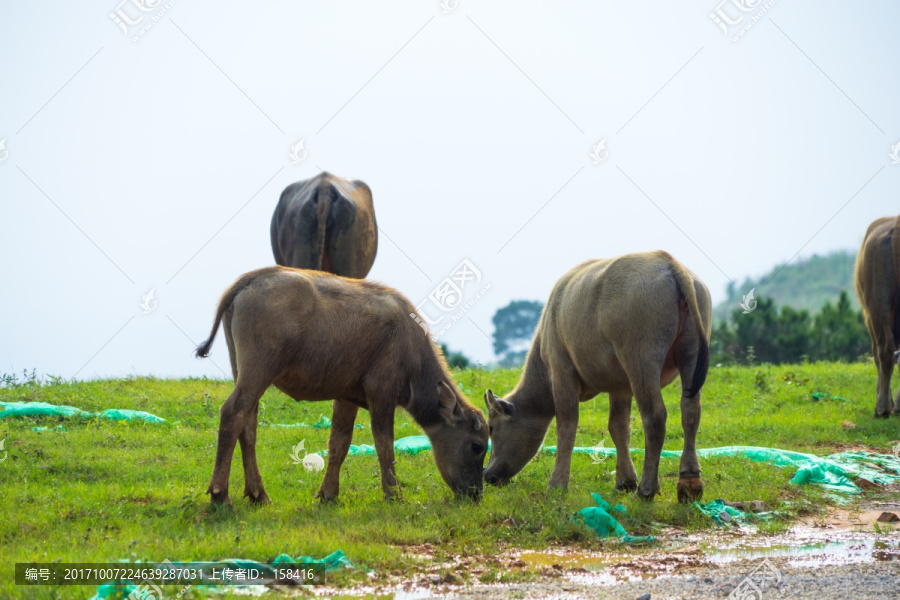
[307,533,899,598]
[708,537,900,566]
[305,506,900,598]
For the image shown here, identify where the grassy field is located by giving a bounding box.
[0,362,898,598]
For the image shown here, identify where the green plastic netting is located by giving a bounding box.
[574,493,655,544]
[331,435,434,457]
[0,401,164,423]
[7,399,897,495]
[333,437,900,494]
[542,444,900,493]
[811,392,850,402]
[691,498,776,526]
[266,416,335,429]
[341,438,897,494]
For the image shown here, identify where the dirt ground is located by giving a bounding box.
[306,499,900,600]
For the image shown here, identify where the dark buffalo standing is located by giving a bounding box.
[196,267,487,504]
[271,172,377,278]
[855,215,900,418]
[484,251,711,502]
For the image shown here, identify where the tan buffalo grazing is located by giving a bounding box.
[484,251,711,502]
[195,267,488,504]
[854,215,900,418]
[271,172,377,278]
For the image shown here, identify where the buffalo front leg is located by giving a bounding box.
[676,391,703,503]
[548,374,580,491]
[239,403,269,504]
[608,393,637,492]
[316,400,359,502]
[370,405,400,500]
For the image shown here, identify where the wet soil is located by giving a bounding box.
[293,499,900,599]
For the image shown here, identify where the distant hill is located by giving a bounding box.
[714,250,859,322]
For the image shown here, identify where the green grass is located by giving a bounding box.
[0,362,897,598]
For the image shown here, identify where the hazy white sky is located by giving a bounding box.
[0,0,896,379]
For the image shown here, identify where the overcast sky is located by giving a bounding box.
[1,0,896,380]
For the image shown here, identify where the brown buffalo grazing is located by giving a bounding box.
[271,172,377,278]
[195,267,487,504]
[854,215,900,418]
[484,251,711,502]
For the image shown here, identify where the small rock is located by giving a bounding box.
[841,420,856,429]
[876,511,899,523]
[429,574,441,584]
[723,500,770,513]
[637,594,651,600]
[856,478,883,491]
[719,511,732,522]
[704,577,714,583]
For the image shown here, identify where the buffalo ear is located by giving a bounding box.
[438,381,463,425]
[484,389,515,418]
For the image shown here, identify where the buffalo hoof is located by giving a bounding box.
[547,480,569,493]
[382,488,402,501]
[315,491,338,504]
[635,485,659,501]
[876,401,895,418]
[614,480,638,493]
[208,486,231,506]
[244,489,271,505]
[677,476,704,504]
[484,471,505,486]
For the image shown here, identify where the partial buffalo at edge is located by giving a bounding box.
[271,172,377,278]
[854,215,900,418]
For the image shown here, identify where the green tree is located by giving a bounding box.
[810,291,870,361]
[772,305,811,363]
[715,290,869,365]
[728,295,811,364]
[439,343,471,369]
[733,296,780,363]
[491,300,543,366]
[710,319,739,365]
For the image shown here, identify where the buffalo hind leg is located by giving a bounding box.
[369,403,400,500]
[316,400,359,502]
[675,321,706,502]
[624,359,666,501]
[239,404,269,504]
[894,350,900,416]
[208,382,267,505]
[874,339,896,418]
[608,393,637,492]
[548,372,580,491]
[676,388,704,503]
